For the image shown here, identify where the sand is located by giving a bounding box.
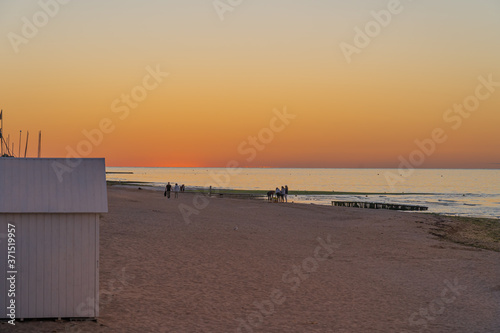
[3,186,500,333]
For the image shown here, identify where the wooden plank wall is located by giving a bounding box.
[0,213,99,318]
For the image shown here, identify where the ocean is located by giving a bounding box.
[106,167,500,219]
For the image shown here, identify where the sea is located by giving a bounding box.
[106,167,500,219]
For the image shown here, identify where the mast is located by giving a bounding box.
[38,131,42,158]
[24,131,29,158]
[18,130,22,157]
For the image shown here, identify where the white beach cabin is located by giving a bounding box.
[0,158,107,320]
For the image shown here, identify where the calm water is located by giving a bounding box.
[106,167,500,219]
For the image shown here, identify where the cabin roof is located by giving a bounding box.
[0,158,108,213]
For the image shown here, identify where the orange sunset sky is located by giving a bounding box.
[0,1,499,168]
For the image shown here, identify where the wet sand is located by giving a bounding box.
[4,186,500,332]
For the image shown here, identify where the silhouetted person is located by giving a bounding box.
[165,182,172,199]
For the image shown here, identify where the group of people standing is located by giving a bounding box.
[275,185,289,202]
[164,182,185,199]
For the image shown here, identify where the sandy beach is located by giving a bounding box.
[3,186,499,333]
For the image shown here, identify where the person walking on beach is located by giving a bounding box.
[165,182,172,199]
[284,185,289,203]
[281,186,286,203]
[174,183,180,198]
[180,184,185,192]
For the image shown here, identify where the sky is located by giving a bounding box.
[0,0,499,168]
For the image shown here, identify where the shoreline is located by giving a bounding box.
[106,181,438,195]
[107,182,500,220]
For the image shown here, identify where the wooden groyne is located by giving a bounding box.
[332,201,428,211]
[106,171,134,174]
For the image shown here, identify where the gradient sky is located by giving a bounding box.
[1,0,499,168]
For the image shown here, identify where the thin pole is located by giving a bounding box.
[38,131,42,158]
[18,130,22,157]
[24,131,29,158]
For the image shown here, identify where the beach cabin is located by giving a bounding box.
[0,158,107,320]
